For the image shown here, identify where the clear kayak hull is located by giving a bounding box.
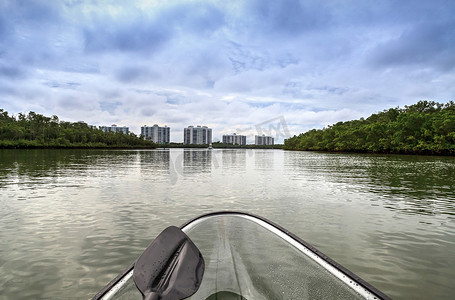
[93,212,389,300]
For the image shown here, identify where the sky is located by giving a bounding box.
[0,0,454,143]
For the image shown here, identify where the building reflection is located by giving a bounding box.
[0,149,138,188]
[139,150,170,171]
[221,149,247,170]
[254,149,274,170]
[182,149,213,174]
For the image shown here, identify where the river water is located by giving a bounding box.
[0,149,454,299]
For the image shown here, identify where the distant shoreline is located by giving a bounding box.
[157,143,283,149]
[283,148,455,157]
[3,145,453,156]
[0,145,157,150]
[0,143,283,150]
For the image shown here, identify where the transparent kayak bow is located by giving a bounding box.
[93,212,390,300]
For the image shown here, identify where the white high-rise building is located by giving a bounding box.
[222,133,246,145]
[141,124,170,144]
[184,125,212,145]
[100,124,129,134]
[255,134,274,145]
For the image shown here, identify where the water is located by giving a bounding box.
[0,148,454,299]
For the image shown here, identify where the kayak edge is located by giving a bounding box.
[91,262,134,300]
[180,211,391,300]
[92,210,391,300]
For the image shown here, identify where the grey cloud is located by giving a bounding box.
[169,2,225,36]
[83,18,171,54]
[100,101,122,115]
[62,62,100,74]
[227,42,298,74]
[115,66,158,83]
[0,1,85,75]
[162,94,186,105]
[132,89,154,95]
[44,81,81,89]
[157,92,190,105]
[0,80,17,97]
[12,0,61,24]
[141,108,156,117]
[1,0,454,140]
[282,82,313,99]
[130,89,188,105]
[176,47,230,88]
[0,0,61,39]
[0,14,8,41]
[101,89,123,100]
[228,43,267,73]
[83,2,225,55]
[244,0,331,37]
[0,64,27,79]
[311,85,349,95]
[369,20,455,71]
[57,97,97,111]
[0,0,62,43]
[166,115,189,124]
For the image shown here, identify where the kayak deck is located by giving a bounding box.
[94,212,389,300]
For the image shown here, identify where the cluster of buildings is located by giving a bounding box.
[100,124,274,145]
[100,124,129,134]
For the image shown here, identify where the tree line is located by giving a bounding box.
[0,110,156,149]
[284,101,455,155]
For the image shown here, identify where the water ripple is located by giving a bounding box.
[0,149,454,299]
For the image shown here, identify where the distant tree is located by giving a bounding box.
[284,101,455,155]
[0,110,157,149]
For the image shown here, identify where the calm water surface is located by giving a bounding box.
[0,149,454,299]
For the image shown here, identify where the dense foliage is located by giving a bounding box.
[284,101,455,155]
[0,110,156,149]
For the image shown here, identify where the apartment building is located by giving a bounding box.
[100,124,129,134]
[255,134,274,145]
[184,125,212,145]
[222,133,247,145]
[141,124,170,144]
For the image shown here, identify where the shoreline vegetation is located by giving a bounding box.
[0,110,157,149]
[284,101,455,155]
[0,109,281,150]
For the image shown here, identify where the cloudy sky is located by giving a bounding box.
[1,0,454,142]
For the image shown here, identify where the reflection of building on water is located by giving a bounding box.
[222,149,247,169]
[254,150,274,169]
[141,124,170,144]
[183,149,212,173]
[139,150,170,175]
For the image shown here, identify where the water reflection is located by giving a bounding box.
[0,149,139,188]
[221,149,247,170]
[254,149,275,170]
[139,150,171,179]
[183,149,212,174]
[1,149,454,299]
[283,151,455,217]
[139,150,170,167]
